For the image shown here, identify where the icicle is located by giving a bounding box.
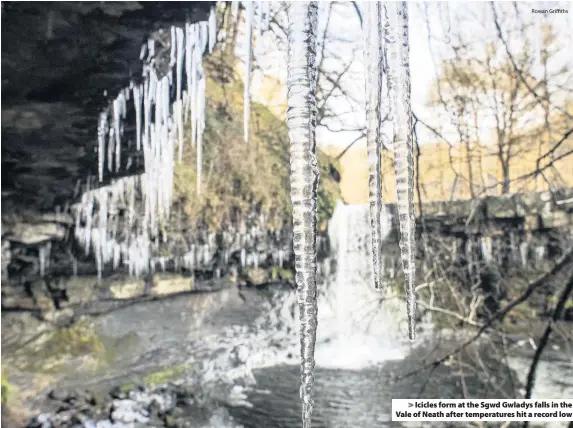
[107,127,115,173]
[72,254,78,277]
[39,242,51,277]
[185,23,194,122]
[363,1,387,292]
[174,100,184,162]
[190,34,198,147]
[209,6,217,54]
[133,84,142,151]
[97,111,108,182]
[286,3,319,427]
[148,39,155,60]
[244,2,254,144]
[176,27,185,102]
[113,94,123,172]
[383,2,417,340]
[170,26,177,68]
[198,22,209,57]
[481,236,493,264]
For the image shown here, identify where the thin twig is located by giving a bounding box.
[397,246,573,380]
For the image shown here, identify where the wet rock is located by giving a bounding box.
[110,399,150,424]
[242,268,270,286]
[2,238,10,281]
[108,278,146,300]
[152,274,194,297]
[63,277,96,306]
[30,280,55,313]
[1,285,36,309]
[108,387,126,401]
[6,223,67,245]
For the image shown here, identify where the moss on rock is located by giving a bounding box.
[143,363,192,388]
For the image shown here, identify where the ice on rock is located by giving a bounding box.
[286,2,319,427]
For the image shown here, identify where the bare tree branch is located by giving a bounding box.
[397,246,573,381]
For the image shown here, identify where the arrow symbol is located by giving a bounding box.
[408,403,413,408]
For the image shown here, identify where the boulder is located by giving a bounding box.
[108,278,146,300]
[152,274,194,297]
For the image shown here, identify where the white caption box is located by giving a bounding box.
[392,399,573,422]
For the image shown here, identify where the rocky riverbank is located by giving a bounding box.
[24,382,241,428]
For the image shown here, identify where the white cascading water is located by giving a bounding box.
[244,201,409,374]
[315,201,408,369]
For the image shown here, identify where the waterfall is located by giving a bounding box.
[314,201,408,369]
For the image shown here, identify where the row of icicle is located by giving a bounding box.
[73,174,293,280]
[284,2,417,427]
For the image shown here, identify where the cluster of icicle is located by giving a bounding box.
[381,2,417,341]
[97,5,217,201]
[84,2,275,277]
[74,176,150,278]
[80,6,220,277]
[362,2,416,339]
[284,1,417,426]
[73,175,291,279]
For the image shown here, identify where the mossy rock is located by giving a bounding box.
[108,277,146,299]
[13,318,106,373]
[1,366,14,406]
[152,274,194,296]
[143,363,192,388]
[270,267,294,281]
[243,268,270,285]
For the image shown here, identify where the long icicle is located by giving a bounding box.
[384,2,416,340]
[286,2,319,427]
[244,2,254,144]
[363,1,386,292]
[97,111,108,182]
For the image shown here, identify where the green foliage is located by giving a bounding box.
[172,52,340,233]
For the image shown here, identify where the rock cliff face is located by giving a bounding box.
[2,2,212,212]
